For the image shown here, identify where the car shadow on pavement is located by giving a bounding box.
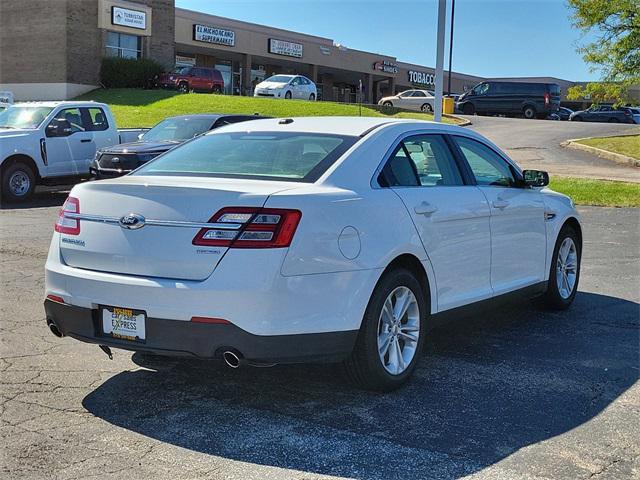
[82,291,639,479]
[0,189,68,209]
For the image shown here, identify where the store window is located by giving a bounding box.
[106,32,142,59]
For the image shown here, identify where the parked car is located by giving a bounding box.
[0,91,14,112]
[378,89,436,113]
[627,107,640,124]
[555,107,574,121]
[44,116,582,391]
[254,74,317,100]
[158,67,225,94]
[0,101,140,202]
[456,81,561,119]
[570,105,638,123]
[91,114,267,179]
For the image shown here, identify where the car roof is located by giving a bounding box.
[208,116,450,137]
[12,101,108,109]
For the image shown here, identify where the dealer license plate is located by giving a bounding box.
[101,306,146,342]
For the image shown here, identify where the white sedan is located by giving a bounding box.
[254,74,317,101]
[44,117,581,391]
[378,89,435,112]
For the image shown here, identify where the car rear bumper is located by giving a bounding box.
[44,299,358,363]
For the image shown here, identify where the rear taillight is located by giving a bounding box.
[54,196,80,235]
[193,207,302,248]
[544,92,550,105]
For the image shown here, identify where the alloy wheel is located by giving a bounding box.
[556,237,578,299]
[377,286,420,375]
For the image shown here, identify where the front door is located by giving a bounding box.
[44,107,94,176]
[380,133,493,312]
[452,135,547,295]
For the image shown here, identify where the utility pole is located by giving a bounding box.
[447,0,455,96]
[434,0,447,122]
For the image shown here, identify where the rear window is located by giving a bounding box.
[133,131,358,182]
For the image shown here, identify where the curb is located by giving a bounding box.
[561,136,640,168]
[445,114,472,126]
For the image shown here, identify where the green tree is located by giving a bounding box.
[567,0,639,104]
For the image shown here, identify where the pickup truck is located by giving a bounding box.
[0,101,146,202]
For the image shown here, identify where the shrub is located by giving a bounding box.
[100,57,165,89]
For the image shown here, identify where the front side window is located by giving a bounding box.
[472,83,489,96]
[134,132,357,182]
[398,91,414,97]
[412,91,427,97]
[106,32,142,59]
[0,106,52,129]
[142,117,215,142]
[51,108,85,134]
[454,136,515,187]
[380,135,463,187]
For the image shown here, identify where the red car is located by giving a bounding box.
[158,67,224,93]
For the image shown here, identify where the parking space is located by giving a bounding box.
[1,203,638,479]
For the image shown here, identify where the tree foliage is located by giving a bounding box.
[567,0,639,104]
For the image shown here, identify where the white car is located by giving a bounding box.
[44,117,582,391]
[378,89,435,112]
[254,74,317,101]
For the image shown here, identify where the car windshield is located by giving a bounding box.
[171,67,191,75]
[133,131,358,182]
[0,106,53,129]
[142,117,215,142]
[265,75,293,83]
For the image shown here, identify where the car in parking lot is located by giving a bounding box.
[456,81,560,119]
[253,74,317,100]
[91,114,267,179]
[378,89,436,113]
[44,117,582,391]
[158,66,225,93]
[569,105,638,123]
[552,107,574,121]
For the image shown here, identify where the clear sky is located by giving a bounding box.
[175,0,600,81]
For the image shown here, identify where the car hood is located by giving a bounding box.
[0,128,37,138]
[100,140,181,154]
[256,81,289,89]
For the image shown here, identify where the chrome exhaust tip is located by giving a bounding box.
[222,350,243,369]
[47,319,63,338]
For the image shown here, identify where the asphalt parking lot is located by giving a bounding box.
[1,197,638,479]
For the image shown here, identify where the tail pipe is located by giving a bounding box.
[222,349,245,369]
[47,319,63,338]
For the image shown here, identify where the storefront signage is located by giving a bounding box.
[175,55,196,66]
[373,60,398,74]
[111,6,146,30]
[268,39,303,58]
[408,70,435,86]
[193,24,235,46]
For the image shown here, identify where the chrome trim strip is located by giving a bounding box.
[64,213,242,230]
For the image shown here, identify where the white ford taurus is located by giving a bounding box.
[45,117,582,391]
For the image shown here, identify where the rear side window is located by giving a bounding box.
[380,135,463,187]
[454,136,515,187]
[133,132,358,182]
[83,107,109,131]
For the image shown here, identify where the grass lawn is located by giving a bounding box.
[76,88,461,128]
[549,177,640,208]
[575,134,640,160]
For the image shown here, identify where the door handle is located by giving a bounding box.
[80,139,92,143]
[414,201,438,216]
[492,199,510,209]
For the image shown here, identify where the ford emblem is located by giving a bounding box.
[119,213,145,230]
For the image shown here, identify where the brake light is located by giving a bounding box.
[54,197,80,235]
[544,92,550,105]
[192,207,302,248]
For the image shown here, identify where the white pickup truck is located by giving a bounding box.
[0,101,146,202]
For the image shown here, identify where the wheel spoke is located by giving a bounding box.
[378,332,392,357]
[381,299,394,326]
[393,290,411,322]
[398,330,418,343]
[394,337,405,372]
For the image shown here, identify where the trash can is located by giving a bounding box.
[442,96,455,114]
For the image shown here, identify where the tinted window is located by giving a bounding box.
[412,91,427,97]
[84,107,108,131]
[472,83,489,95]
[106,32,141,59]
[134,132,357,182]
[381,135,463,187]
[454,136,515,187]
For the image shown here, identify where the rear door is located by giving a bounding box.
[451,135,546,295]
[380,133,493,311]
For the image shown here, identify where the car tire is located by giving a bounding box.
[344,268,427,392]
[462,103,475,115]
[309,93,315,101]
[523,105,537,119]
[421,103,433,113]
[383,101,393,107]
[178,82,189,94]
[541,225,581,310]
[211,85,222,94]
[1,161,36,203]
[285,91,292,99]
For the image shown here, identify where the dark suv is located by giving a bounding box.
[569,105,638,123]
[158,67,225,93]
[457,81,561,119]
[91,114,267,179]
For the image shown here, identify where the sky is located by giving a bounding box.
[175,0,601,81]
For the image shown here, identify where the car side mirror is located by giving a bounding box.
[523,169,549,187]
[45,118,72,137]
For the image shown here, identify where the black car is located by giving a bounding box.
[456,81,561,119]
[91,114,267,178]
[570,105,637,123]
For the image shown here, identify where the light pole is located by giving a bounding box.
[447,0,455,96]
[433,0,447,122]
